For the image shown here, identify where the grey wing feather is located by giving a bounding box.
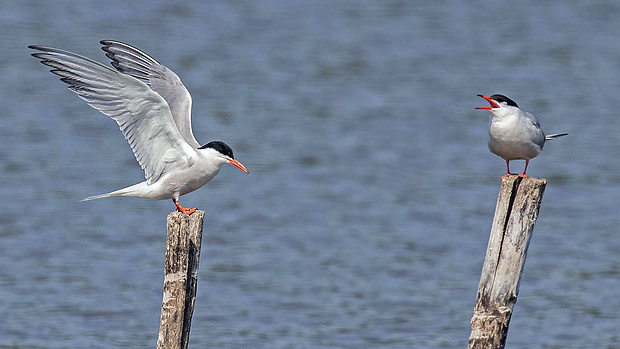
[29,45,195,184]
[523,111,546,148]
[100,40,200,148]
[524,111,541,127]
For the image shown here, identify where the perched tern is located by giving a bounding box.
[476,94,567,178]
[29,40,249,214]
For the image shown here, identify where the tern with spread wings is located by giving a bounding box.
[29,40,249,214]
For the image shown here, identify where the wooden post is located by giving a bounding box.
[468,176,546,349]
[157,210,205,349]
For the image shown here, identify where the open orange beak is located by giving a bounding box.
[228,158,249,174]
[476,94,500,110]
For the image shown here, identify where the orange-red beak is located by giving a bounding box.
[228,158,249,174]
[476,94,500,110]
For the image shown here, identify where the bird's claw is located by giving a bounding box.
[518,173,528,178]
[173,200,197,215]
[178,207,196,215]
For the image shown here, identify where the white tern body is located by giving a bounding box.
[30,41,249,214]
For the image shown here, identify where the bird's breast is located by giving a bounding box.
[488,118,544,160]
[156,162,220,198]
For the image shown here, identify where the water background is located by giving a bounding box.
[1,1,619,348]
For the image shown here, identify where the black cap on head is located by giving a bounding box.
[489,94,518,108]
[199,141,235,158]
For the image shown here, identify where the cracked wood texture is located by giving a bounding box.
[157,210,205,349]
[468,176,546,349]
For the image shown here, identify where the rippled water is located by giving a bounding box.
[1,1,619,348]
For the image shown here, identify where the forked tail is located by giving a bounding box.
[80,193,115,202]
[545,133,568,140]
[80,182,150,202]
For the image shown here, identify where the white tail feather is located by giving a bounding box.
[80,193,115,202]
[80,182,151,202]
[546,133,568,140]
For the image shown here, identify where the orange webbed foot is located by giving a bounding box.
[173,200,197,215]
[178,207,197,215]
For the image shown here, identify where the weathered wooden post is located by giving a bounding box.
[468,176,546,349]
[157,210,205,349]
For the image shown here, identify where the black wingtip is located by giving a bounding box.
[100,40,117,52]
[100,40,129,47]
[100,40,111,52]
[29,50,48,59]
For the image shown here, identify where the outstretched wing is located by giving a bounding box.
[29,45,196,184]
[99,40,200,148]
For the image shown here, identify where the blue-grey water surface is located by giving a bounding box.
[1,1,620,348]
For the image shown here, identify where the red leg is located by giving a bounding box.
[518,160,529,178]
[501,159,512,179]
[173,199,196,215]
